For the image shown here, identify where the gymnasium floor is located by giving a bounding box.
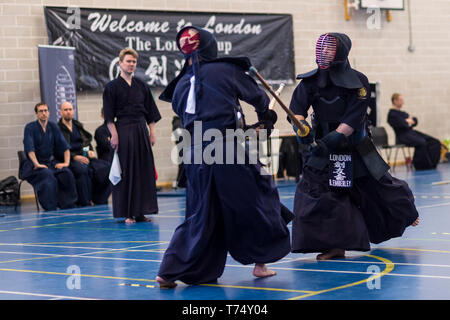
[0,162,449,300]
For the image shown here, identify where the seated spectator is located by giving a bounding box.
[94,108,114,163]
[20,102,77,211]
[58,102,112,205]
[387,93,441,170]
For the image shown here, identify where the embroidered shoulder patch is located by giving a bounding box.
[358,87,367,98]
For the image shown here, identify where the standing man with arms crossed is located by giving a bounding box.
[102,48,161,224]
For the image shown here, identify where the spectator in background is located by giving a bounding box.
[94,108,114,163]
[387,93,441,170]
[20,102,77,211]
[58,101,112,205]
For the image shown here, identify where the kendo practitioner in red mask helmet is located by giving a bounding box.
[155,26,293,288]
[289,33,420,260]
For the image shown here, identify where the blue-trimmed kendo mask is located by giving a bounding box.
[298,32,362,89]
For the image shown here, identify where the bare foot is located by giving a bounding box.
[136,216,152,222]
[316,248,345,260]
[125,218,136,224]
[253,263,277,278]
[156,276,177,289]
[412,218,420,226]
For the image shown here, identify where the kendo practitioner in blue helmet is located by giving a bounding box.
[289,33,420,260]
[155,26,293,288]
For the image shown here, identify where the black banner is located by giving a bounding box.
[43,7,295,92]
[38,45,78,122]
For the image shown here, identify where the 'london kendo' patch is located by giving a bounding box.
[357,87,367,99]
[328,153,353,188]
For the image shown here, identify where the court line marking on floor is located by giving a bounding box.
[0,241,167,251]
[0,240,166,245]
[401,238,450,242]
[0,242,169,264]
[286,254,394,300]
[1,252,448,283]
[0,290,100,300]
[0,215,186,233]
[267,255,450,269]
[28,226,181,232]
[0,251,164,264]
[182,283,315,294]
[377,247,450,254]
[0,267,159,284]
[0,215,184,233]
[120,281,314,294]
[0,267,316,295]
[119,283,155,289]
[416,201,450,209]
[2,254,448,297]
[4,248,449,273]
[0,217,114,233]
[0,210,112,225]
[0,207,185,225]
[306,258,450,269]
[1,246,449,292]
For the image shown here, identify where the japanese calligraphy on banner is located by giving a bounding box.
[43,6,295,92]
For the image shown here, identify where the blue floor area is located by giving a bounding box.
[0,163,450,300]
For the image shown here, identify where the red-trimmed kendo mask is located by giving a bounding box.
[178,28,200,55]
[315,33,337,69]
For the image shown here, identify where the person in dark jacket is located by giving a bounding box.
[289,33,419,260]
[387,93,441,170]
[94,108,114,163]
[58,101,112,205]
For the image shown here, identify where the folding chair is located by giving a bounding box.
[370,126,412,171]
[17,151,40,212]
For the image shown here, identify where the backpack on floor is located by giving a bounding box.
[0,176,20,206]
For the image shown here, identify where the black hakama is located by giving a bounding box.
[292,165,370,253]
[103,76,161,219]
[113,118,158,218]
[291,164,419,253]
[353,172,419,244]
